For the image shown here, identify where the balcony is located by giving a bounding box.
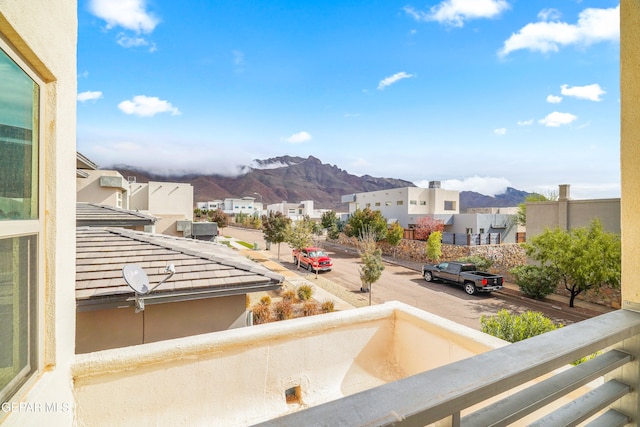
[71,301,640,426]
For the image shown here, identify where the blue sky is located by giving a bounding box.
[77,0,620,199]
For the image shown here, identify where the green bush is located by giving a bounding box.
[457,255,493,272]
[480,309,562,343]
[297,284,313,301]
[511,265,559,299]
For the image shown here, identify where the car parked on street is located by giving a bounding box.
[292,247,333,273]
[422,261,503,295]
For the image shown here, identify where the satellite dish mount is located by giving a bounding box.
[122,263,176,313]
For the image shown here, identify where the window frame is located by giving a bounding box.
[0,35,45,403]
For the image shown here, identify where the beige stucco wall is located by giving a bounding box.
[129,181,193,236]
[76,169,127,207]
[76,295,247,354]
[621,0,640,305]
[72,302,507,426]
[526,198,621,238]
[0,0,77,425]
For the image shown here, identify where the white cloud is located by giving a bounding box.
[116,34,149,48]
[538,8,561,22]
[539,111,578,127]
[560,83,606,101]
[420,176,511,196]
[377,72,414,90]
[284,131,312,144]
[493,128,507,135]
[499,5,619,57]
[546,94,563,104]
[89,0,159,33]
[517,119,534,126]
[118,95,181,117]
[232,50,245,65]
[77,91,103,102]
[404,0,509,27]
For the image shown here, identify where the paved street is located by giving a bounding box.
[221,226,601,330]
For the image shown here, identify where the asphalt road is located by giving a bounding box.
[222,226,591,330]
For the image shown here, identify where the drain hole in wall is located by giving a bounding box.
[285,385,301,404]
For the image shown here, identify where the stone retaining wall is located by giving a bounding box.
[334,234,621,309]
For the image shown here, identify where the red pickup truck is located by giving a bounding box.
[292,247,333,272]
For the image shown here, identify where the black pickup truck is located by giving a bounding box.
[422,261,503,295]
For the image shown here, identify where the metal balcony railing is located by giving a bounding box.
[256,309,640,427]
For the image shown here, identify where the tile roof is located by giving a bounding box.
[76,227,283,309]
[76,202,157,227]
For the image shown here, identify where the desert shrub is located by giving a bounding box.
[302,300,321,316]
[251,303,272,324]
[297,284,314,301]
[259,295,272,305]
[511,265,559,299]
[457,255,493,272]
[273,300,294,320]
[480,309,561,343]
[321,300,335,313]
[281,289,297,302]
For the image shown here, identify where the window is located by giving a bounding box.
[365,203,371,208]
[409,200,417,205]
[444,200,456,211]
[385,201,391,206]
[375,202,381,207]
[396,201,403,206]
[420,201,427,206]
[116,191,122,208]
[0,43,41,403]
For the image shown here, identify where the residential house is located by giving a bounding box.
[3,1,640,426]
[342,184,520,243]
[77,155,194,236]
[266,200,332,221]
[75,227,283,354]
[341,181,460,228]
[526,184,621,239]
[197,196,263,216]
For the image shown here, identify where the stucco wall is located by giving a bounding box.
[76,169,125,207]
[526,198,620,239]
[72,302,506,426]
[621,0,640,305]
[0,0,77,425]
[76,295,247,354]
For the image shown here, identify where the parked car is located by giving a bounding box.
[421,261,503,295]
[292,247,333,272]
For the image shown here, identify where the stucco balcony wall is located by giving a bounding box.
[71,302,507,426]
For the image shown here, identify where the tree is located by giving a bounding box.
[525,219,621,307]
[358,227,385,305]
[345,208,387,241]
[208,209,228,234]
[457,255,493,272]
[286,218,314,270]
[425,231,442,262]
[386,221,404,258]
[516,192,558,226]
[414,216,444,241]
[261,211,291,260]
[320,210,338,229]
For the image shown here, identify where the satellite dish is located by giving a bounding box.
[123,264,150,295]
[122,263,176,313]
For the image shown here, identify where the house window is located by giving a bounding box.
[0,44,41,404]
[375,202,381,207]
[409,200,417,205]
[366,203,371,208]
[397,201,403,206]
[420,201,427,206]
[116,191,122,208]
[444,200,456,211]
[385,201,391,206]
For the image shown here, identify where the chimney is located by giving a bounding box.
[559,184,570,201]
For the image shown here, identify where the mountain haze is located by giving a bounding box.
[116,155,530,211]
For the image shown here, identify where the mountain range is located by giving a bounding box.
[116,155,531,212]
